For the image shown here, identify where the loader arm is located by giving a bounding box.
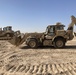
[67,15,76,30]
[8,33,37,46]
[67,15,76,40]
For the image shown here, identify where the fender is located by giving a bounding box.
[52,35,66,42]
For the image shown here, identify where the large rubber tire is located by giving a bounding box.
[28,39,38,48]
[53,38,65,48]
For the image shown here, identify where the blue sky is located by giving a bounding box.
[0,0,76,32]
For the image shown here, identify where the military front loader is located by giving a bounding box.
[8,15,76,48]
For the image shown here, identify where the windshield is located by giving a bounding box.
[3,28,7,31]
[7,27,12,30]
[45,26,54,33]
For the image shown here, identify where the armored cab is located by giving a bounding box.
[0,26,14,39]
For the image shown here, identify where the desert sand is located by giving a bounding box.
[0,37,76,75]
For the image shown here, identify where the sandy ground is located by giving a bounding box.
[0,37,76,75]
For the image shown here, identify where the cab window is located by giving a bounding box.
[48,26,54,33]
[7,27,12,31]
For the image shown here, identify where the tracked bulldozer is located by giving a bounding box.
[0,26,14,40]
[8,15,76,48]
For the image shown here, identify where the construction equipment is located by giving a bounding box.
[0,26,14,40]
[8,15,76,48]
